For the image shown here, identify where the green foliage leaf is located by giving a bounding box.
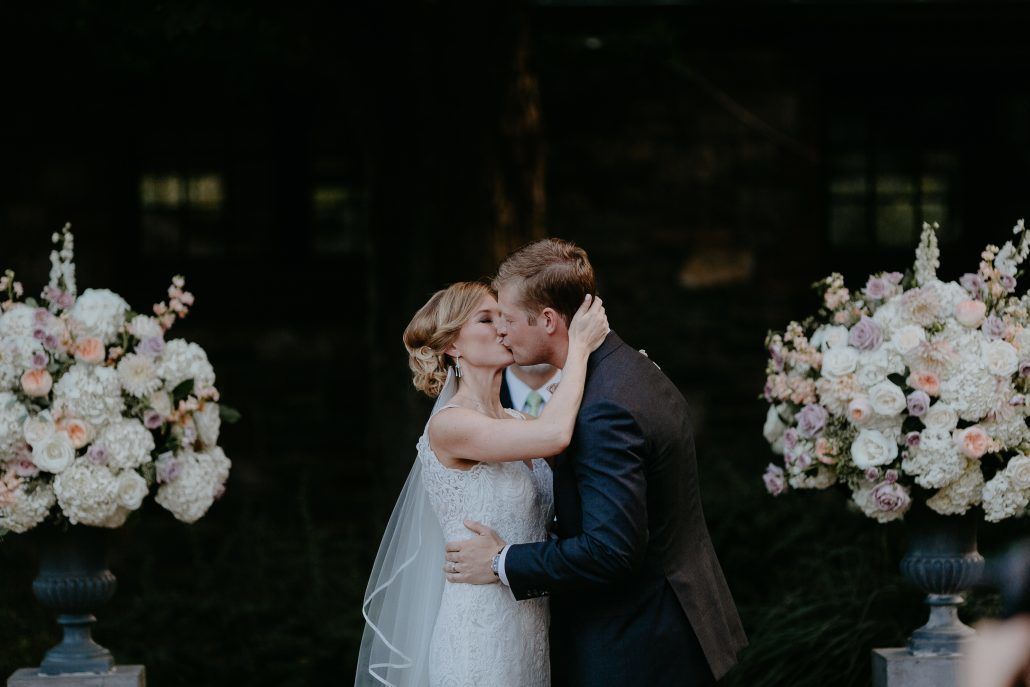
[218,404,242,424]
[171,379,195,404]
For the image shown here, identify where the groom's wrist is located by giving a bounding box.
[496,545,512,586]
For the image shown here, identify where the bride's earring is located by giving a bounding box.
[454,357,462,378]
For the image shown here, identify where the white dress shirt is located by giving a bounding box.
[498,367,562,586]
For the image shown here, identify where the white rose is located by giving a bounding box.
[32,432,76,474]
[983,340,1019,377]
[116,470,149,510]
[869,380,907,416]
[1006,455,1030,490]
[23,413,56,448]
[856,349,892,388]
[923,402,960,431]
[763,406,787,444]
[822,347,860,377]
[812,325,849,351]
[891,325,927,356]
[851,429,899,469]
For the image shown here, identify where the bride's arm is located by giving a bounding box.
[429,295,607,463]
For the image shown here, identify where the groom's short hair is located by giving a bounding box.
[493,238,596,325]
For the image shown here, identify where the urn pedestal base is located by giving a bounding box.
[872,648,964,687]
[7,665,145,687]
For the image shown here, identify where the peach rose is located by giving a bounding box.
[57,418,92,449]
[20,369,53,397]
[74,337,106,364]
[954,300,987,328]
[847,397,874,425]
[954,425,990,459]
[907,370,941,397]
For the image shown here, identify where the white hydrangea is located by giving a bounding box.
[872,297,907,340]
[53,363,124,430]
[68,289,130,344]
[0,483,55,533]
[0,304,38,338]
[126,315,163,340]
[981,404,1030,447]
[194,403,221,448]
[816,374,861,415]
[94,418,155,471]
[0,336,45,390]
[97,506,131,528]
[53,459,121,527]
[983,472,1030,522]
[157,340,215,390]
[1005,454,1030,490]
[0,392,28,456]
[902,428,966,489]
[926,460,984,515]
[154,447,230,524]
[939,358,1001,422]
[117,353,162,398]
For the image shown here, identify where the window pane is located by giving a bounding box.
[188,175,224,210]
[830,172,867,196]
[829,204,867,247]
[876,200,916,247]
[141,174,183,208]
[141,215,180,255]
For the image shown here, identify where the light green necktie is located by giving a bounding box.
[524,390,544,417]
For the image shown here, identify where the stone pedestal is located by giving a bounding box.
[872,648,964,687]
[7,666,145,687]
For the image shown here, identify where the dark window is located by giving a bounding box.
[140,172,226,257]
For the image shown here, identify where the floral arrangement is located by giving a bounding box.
[762,220,1030,523]
[0,225,238,534]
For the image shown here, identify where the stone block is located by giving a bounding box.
[7,666,145,687]
[872,648,964,687]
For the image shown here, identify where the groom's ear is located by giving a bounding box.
[541,308,563,335]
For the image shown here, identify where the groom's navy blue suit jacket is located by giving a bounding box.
[504,332,747,686]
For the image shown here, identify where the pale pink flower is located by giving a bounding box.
[21,369,53,397]
[955,300,988,328]
[954,425,991,459]
[73,337,105,364]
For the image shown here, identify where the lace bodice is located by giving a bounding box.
[417,406,552,687]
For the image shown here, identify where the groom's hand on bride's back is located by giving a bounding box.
[444,520,507,585]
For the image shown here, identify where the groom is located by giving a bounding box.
[445,238,747,686]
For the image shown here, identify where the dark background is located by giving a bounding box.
[1,2,1029,685]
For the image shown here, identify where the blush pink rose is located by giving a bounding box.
[74,337,106,364]
[954,300,988,328]
[57,418,92,449]
[907,371,941,397]
[20,369,52,397]
[954,425,991,459]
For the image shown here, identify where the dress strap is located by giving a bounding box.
[429,403,462,419]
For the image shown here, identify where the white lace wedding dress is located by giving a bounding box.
[419,405,553,687]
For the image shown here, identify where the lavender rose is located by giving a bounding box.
[138,336,165,357]
[960,272,986,299]
[906,390,931,417]
[796,404,829,438]
[864,277,889,301]
[871,481,911,514]
[1021,361,1030,378]
[905,431,921,448]
[783,427,800,451]
[1002,274,1018,292]
[763,464,787,496]
[848,316,883,351]
[983,315,1006,341]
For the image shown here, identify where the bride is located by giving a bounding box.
[355,280,608,687]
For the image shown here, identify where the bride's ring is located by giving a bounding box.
[448,562,456,573]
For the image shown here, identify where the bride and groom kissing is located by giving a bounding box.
[357,239,747,686]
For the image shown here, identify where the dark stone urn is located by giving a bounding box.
[32,525,117,675]
[899,503,985,655]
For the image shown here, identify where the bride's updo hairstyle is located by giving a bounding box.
[403,281,494,398]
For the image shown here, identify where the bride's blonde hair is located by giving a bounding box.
[403,281,494,398]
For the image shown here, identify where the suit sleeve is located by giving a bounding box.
[504,399,649,599]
